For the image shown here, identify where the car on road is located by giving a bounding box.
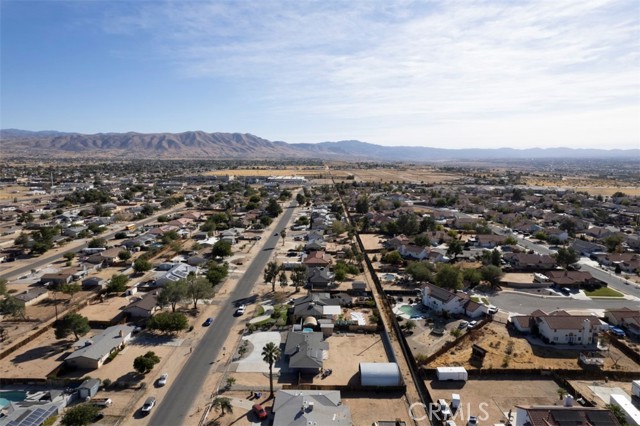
[274,232,279,236]
[252,403,268,419]
[141,397,156,415]
[203,317,213,326]
[158,373,168,386]
[235,305,246,316]
[467,320,478,329]
[560,287,571,295]
[458,321,469,329]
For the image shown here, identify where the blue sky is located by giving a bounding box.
[1,0,638,149]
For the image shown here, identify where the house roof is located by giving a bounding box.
[66,325,134,362]
[15,287,48,302]
[303,251,330,266]
[284,332,328,369]
[272,390,352,426]
[125,291,159,313]
[517,406,620,426]
[606,307,640,322]
[537,312,603,330]
[422,283,457,303]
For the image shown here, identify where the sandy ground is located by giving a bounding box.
[430,321,639,372]
[569,380,636,407]
[427,378,561,425]
[360,233,386,252]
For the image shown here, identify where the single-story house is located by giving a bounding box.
[514,405,621,426]
[154,264,199,287]
[284,331,328,374]
[65,325,135,370]
[503,253,557,270]
[605,307,640,338]
[272,390,352,426]
[14,287,49,306]
[124,291,160,318]
[545,270,597,289]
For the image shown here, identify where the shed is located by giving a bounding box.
[359,362,402,387]
[78,378,101,399]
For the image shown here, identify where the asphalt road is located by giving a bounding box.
[488,291,634,316]
[148,201,297,426]
[0,204,185,281]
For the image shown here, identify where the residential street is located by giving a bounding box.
[147,200,298,426]
[488,291,635,317]
[0,204,185,282]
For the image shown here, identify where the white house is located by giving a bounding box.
[65,325,134,370]
[421,283,485,318]
[511,310,606,345]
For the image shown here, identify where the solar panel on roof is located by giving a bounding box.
[551,410,582,423]
[7,405,58,426]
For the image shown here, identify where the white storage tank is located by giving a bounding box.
[359,362,402,387]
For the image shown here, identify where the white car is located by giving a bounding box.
[141,397,156,414]
[235,304,246,316]
[487,306,498,315]
[158,373,168,386]
[467,320,478,329]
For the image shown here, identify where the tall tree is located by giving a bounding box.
[278,271,288,290]
[263,261,280,292]
[55,313,90,341]
[481,265,504,288]
[211,240,232,258]
[206,262,229,286]
[133,351,160,374]
[291,266,307,292]
[106,274,129,294]
[146,311,188,334]
[262,342,281,399]
[61,403,100,426]
[157,280,188,312]
[446,239,463,261]
[280,229,287,246]
[212,397,233,417]
[555,247,579,269]
[435,264,463,290]
[186,277,215,310]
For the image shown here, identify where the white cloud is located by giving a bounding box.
[100,0,639,148]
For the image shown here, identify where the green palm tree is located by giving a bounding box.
[262,342,281,399]
[212,397,233,416]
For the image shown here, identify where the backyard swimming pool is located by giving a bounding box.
[398,304,425,319]
[0,390,28,409]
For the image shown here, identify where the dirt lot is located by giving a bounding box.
[570,380,637,408]
[427,378,561,424]
[360,233,386,252]
[430,321,639,372]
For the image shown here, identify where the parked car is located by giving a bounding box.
[560,287,571,295]
[458,321,469,329]
[252,403,268,419]
[468,416,478,426]
[141,397,156,415]
[467,320,478,329]
[487,306,498,315]
[609,326,626,338]
[203,317,213,326]
[157,373,168,386]
[235,305,246,316]
[436,399,452,419]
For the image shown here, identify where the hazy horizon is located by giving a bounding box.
[1,1,638,149]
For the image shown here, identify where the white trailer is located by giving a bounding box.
[632,380,640,399]
[610,394,640,426]
[436,367,468,381]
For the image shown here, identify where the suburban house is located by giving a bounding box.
[65,325,135,370]
[124,291,160,319]
[272,390,352,426]
[398,244,429,260]
[421,283,485,318]
[511,310,607,345]
[502,253,557,270]
[87,247,121,266]
[14,287,49,306]
[82,277,107,290]
[475,234,507,249]
[570,239,606,256]
[291,293,342,322]
[605,307,640,338]
[303,251,331,268]
[307,267,334,290]
[514,405,620,426]
[283,331,328,374]
[154,264,199,287]
[40,271,74,287]
[545,270,597,289]
[592,253,640,273]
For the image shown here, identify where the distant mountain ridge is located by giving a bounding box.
[1,129,638,161]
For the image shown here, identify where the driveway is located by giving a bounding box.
[235,332,281,373]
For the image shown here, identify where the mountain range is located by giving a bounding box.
[1,129,638,162]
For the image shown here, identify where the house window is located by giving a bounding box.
[554,337,558,341]
[577,337,581,341]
